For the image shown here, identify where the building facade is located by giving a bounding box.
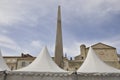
[73,43,120,71]
[3,43,120,71]
[3,53,35,70]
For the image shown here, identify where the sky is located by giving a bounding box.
[0,0,120,58]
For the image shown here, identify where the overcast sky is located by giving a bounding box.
[0,0,120,58]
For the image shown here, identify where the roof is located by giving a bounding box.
[15,46,67,72]
[0,50,10,71]
[77,47,120,73]
[90,42,116,49]
[3,53,35,58]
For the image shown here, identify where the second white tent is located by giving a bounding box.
[16,46,66,72]
[77,47,120,73]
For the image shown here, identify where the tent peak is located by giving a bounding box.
[16,46,66,72]
[77,46,120,73]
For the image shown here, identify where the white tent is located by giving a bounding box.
[16,46,66,72]
[77,47,120,73]
[0,50,10,71]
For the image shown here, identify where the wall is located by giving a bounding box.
[77,73,120,80]
[6,72,72,80]
[4,57,18,70]
[0,72,119,80]
[85,48,120,68]
[17,58,34,69]
[0,71,6,80]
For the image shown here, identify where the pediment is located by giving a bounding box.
[91,42,115,49]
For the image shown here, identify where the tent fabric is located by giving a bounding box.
[77,47,120,73]
[16,46,66,72]
[0,50,10,71]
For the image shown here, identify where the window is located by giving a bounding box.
[81,56,84,59]
[11,66,14,70]
[75,67,78,70]
[22,62,26,67]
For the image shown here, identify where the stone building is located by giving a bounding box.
[3,53,35,70]
[69,43,120,70]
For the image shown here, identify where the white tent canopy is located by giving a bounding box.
[0,50,10,71]
[77,47,120,73]
[16,46,66,72]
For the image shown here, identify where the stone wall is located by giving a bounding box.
[6,72,72,80]
[0,71,120,80]
[0,71,6,80]
[77,73,120,80]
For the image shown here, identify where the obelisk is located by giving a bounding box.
[54,5,64,68]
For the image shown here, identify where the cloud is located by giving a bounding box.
[63,42,80,58]
[0,0,120,57]
[0,29,9,34]
[15,40,46,56]
[59,0,120,26]
[30,40,44,48]
[0,35,20,50]
[62,34,120,58]
[29,40,56,56]
[0,0,119,26]
[0,0,57,26]
[0,34,21,56]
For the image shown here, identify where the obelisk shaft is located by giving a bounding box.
[54,6,63,68]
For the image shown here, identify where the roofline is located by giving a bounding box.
[87,42,116,49]
[3,56,36,58]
